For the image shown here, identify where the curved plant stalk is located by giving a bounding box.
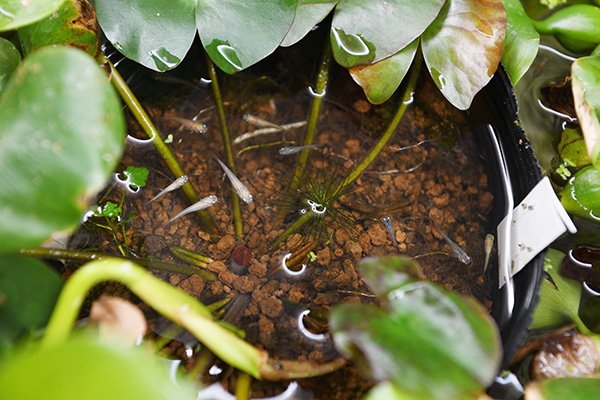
[272,55,422,247]
[41,258,345,380]
[19,247,216,279]
[206,54,243,241]
[279,40,332,220]
[103,56,217,234]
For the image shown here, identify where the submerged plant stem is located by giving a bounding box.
[206,54,243,241]
[104,56,217,234]
[235,372,251,400]
[19,247,215,279]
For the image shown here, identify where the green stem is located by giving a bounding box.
[19,247,216,280]
[41,258,264,378]
[270,211,314,249]
[336,53,422,193]
[206,54,244,241]
[235,372,251,400]
[104,56,217,234]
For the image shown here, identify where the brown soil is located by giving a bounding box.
[68,63,494,399]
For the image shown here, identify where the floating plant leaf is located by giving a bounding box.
[0,335,197,399]
[92,201,122,219]
[557,127,592,170]
[532,4,600,54]
[0,0,65,32]
[121,166,149,191]
[281,0,338,47]
[349,39,418,105]
[560,165,600,222]
[330,256,501,400]
[18,0,99,57]
[0,38,20,93]
[0,256,62,346]
[330,0,445,68]
[501,0,540,85]
[572,55,600,166]
[421,0,507,110]
[525,378,600,400]
[95,0,196,71]
[197,0,297,74]
[0,46,125,254]
[530,249,584,331]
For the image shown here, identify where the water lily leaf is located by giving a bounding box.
[197,0,297,74]
[525,378,600,400]
[0,0,65,32]
[421,0,507,110]
[330,0,445,68]
[501,0,539,85]
[0,336,197,399]
[330,256,501,400]
[349,39,418,105]
[560,165,600,222]
[95,0,196,72]
[0,38,20,93]
[0,46,125,254]
[0,256,62,346]
[572,55,600,166]
[121,166,149,191]
[18,0,99,57]
[281,0,338,47]
[531,249,583,330]
[557,127,592,169]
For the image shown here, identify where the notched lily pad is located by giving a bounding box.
[281,0,338,47]
[18,0,99,57]
[421,0,507,110]
[0,46,125,253]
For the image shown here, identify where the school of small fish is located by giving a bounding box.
[148,175,188,203]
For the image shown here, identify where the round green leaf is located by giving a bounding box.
[198,0,297,74]
[349,39,418,105]
[525,378,600,400]
[0,37,20,93]
[0,336,197,399]
[281,0,338,47]
[0,0,65,32]
[18,0,99,57]
[501,0,540,86]
[0,46,125,254]
[95,0,196,72]
[421,0,507,110]
[0,256,62,345]
[572,55,600,167]
[561,165,600,222]
[330,0,445,68]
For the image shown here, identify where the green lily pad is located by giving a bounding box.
[330,0,445,68]
[0,256,62,346]
[561,165,600,222]
[197,0,297,74]
[421,0,507,110]
[330,256,501,400]
[501,0,539,85]
[0,38,20,93]
[95,0,196,72]
[281,0,338,47]
[572,55,600,167]
[0,46,125,254]
[530,249,583,330]
[18,0,99,57]
[557,127,592,169]
[0,335,197,399]
[349,39,418,105]
[120,166,149,191]
[525,378,600,400]
[0,0,65,32]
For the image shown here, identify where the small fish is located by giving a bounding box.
[214,156,253,203]
[148,175,188,203]
[243,114,284,130]
[278,144,322,155]
[438,229,472,265]
[483,234,494,273]
[168,195,218,224]
[382,215,399,249]
[163,115,207,135]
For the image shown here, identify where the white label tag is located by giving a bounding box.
[498,177,577,288]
